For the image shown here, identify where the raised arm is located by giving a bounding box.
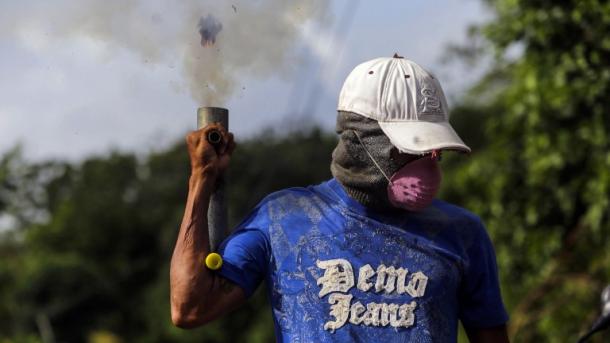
[170,124,244,328]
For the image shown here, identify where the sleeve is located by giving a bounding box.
[458,219,509,328]
[216,201,271,298]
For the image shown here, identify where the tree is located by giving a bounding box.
[441,0,610,341]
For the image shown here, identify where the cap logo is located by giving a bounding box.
[419,87,443,115]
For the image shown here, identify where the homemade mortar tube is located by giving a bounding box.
[197,107,228,253]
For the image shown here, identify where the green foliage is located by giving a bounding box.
[442,0,610,341]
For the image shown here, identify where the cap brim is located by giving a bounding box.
[378,121,471,154]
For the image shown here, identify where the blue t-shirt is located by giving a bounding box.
[218,179,508,342]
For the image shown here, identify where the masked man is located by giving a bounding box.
[170,56,510,342]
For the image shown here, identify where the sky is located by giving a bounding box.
[0,0,490,161]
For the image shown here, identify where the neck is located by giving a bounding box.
[337,180,395,211]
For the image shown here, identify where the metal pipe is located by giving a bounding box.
[197,107,228,252]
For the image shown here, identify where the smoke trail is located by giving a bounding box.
[0,0,332,105]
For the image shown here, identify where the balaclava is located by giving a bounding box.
[330,111,414,209]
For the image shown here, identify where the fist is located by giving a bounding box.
[186,123,236,178]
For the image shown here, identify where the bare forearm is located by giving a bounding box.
[176,173,213,261]
[170,172,215,325]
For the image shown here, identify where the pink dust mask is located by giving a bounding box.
[354,131,442,211]
[386,156,441,211]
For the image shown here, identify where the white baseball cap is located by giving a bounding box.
[338,56,471,154]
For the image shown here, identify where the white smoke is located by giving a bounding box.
[1,0,332,104]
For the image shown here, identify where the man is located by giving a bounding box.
[170,56,510,342]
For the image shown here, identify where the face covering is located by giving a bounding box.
[331,112,407,209]
[353,131,442,212]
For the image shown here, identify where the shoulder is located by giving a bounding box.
[260,186,317,204]
[244,182,335,223]
[431,199,486,229]
[256,181,335,209]
[427,200,492,252]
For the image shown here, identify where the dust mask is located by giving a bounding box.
[354,131,441,212]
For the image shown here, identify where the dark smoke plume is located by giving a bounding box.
[198,14,222,47]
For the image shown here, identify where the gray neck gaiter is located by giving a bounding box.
[330,111,413,210]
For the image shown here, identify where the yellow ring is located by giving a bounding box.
[205,253,223,270]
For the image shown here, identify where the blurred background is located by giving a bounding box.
[1,0,609,342]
